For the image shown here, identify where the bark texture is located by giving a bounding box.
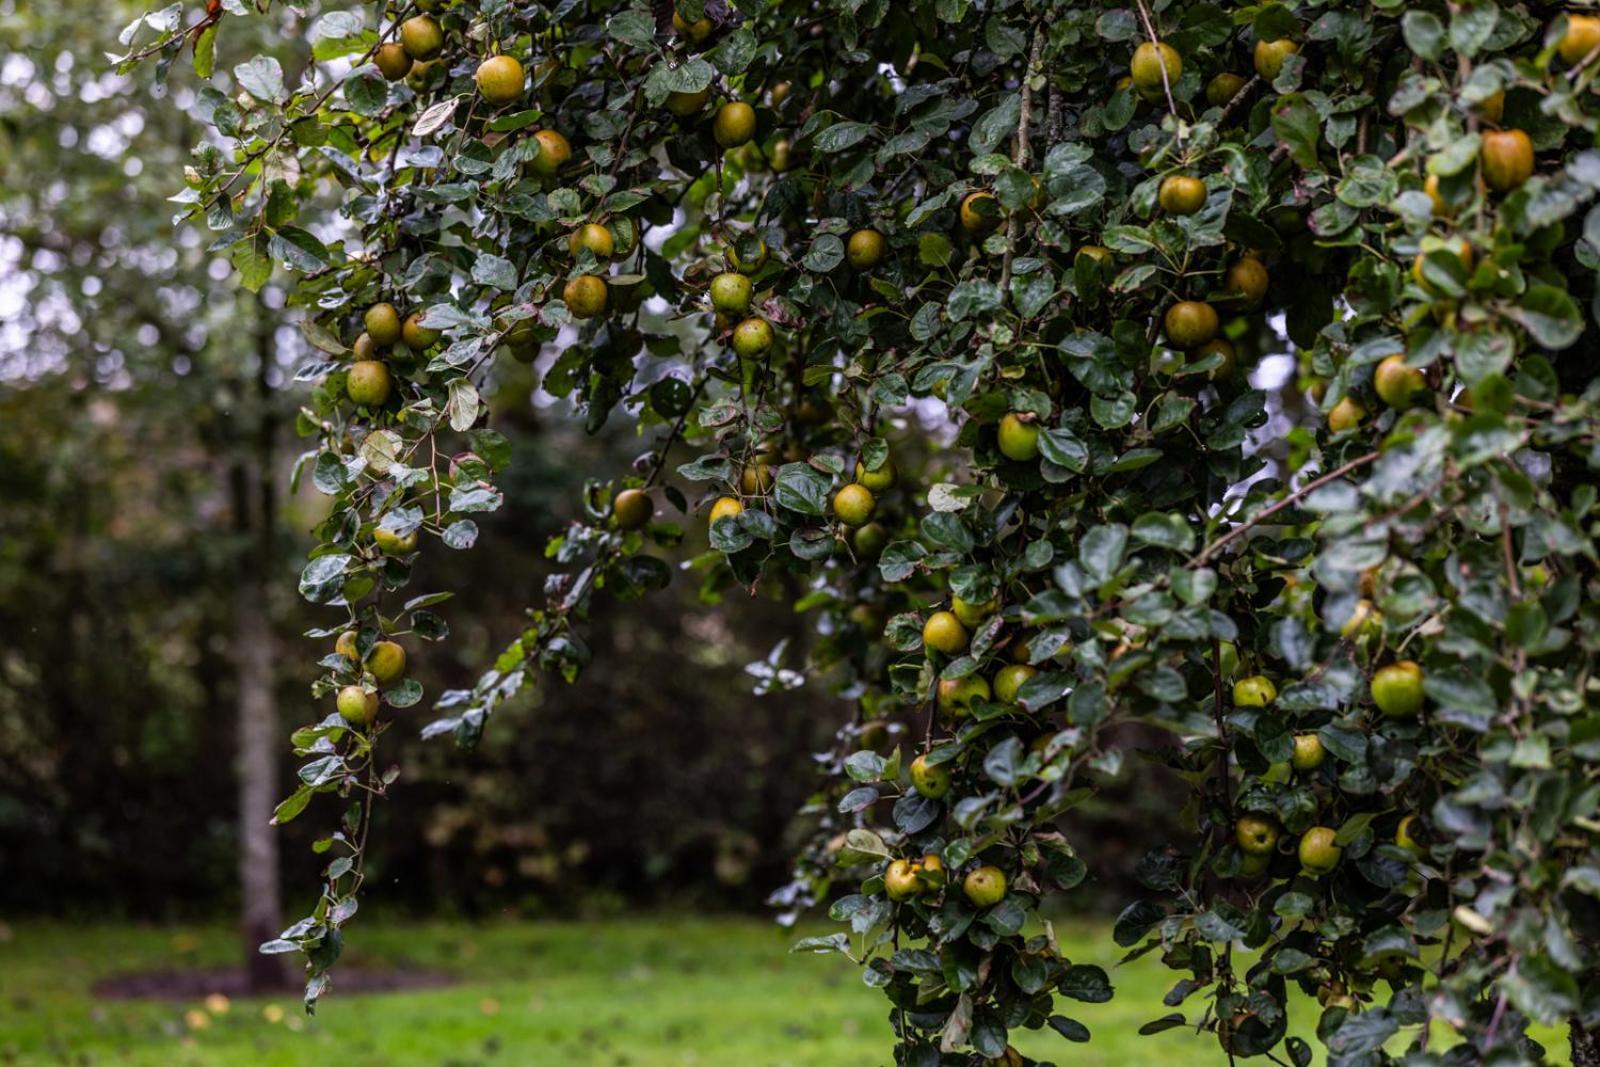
[234,299,288,992]
[1573,1020,1600,1067]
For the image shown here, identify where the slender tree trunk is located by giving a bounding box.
[235,560,286,989]
[234,298,288,992]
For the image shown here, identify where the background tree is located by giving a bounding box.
[0,0,308,989]
[0,1,842,949]
[122,0,1600,1064]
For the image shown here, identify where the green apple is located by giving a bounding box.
[336,685,378,727]
[1299,826,1342,874]
[909,754,951,799]
[992,664,1036,704]
[1233,675,1277,707]
[963,865,1007,907]
[1371,661,1424,717]
[1236,813,1280,855]
[997,414,1040,461]
[922,611,969,655]
[884,859,921,901]
[1290,733,1325,771]
[951,594,997,628]
[937,675,991,717]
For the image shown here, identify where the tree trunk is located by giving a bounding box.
[235,564,287,990]
[1574,1020,1600,1067]
[234,297,289,992]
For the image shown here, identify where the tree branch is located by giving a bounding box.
[1134,0,1180,126]
[999,28,1044,295]
[1189,450,1380,568]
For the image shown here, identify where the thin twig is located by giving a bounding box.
[119,9,222,64]
[197,29,397,218]
[1133,0,1180,126]
[1189,451,1380,568]
[643,378,706,489]
[999,28,1044,295]
[1211,638,1231,814]
[1215,75,1260,127]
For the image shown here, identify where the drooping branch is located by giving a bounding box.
[1190,451,1380,568]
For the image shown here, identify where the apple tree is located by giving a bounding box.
[121,0,1600,1062]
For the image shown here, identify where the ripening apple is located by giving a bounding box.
[336,685,379,727]
[909,754,951,799]
[951,594,997,628]
[922,611,969,655]
[1236,813,1280,855]
[937,675,991,717]
[884,859,922,901]
[1232,675,1277,707]
[992,664,1036,704]
[366,640,406,684]
[1290,732,1325,771]
[962,865,1007,907]
[1299,826,1342,874]
[1371,660,1424,717]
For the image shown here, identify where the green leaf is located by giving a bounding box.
[1506,285,1584,349]
[813,121,873,153]
[1501,956,1578,1026]
[1131,512,1195,552]
[1095,10,1137,40]
[970,94,1020,155]
[446,379,481,432]
[710,27,758,74]
[268,227,330,272]
[837,829,890,865]
[607,9,656,49]
[383,679,423,708]
[414,98,458,138]
[472,252,519,291]
[1016,671,1072,713]
[1505,600,1549,649]
[920,512,974,553]
[1059,964,1113,1003]
[803,234,845,273]
[231,236,272,292]
[983,736,1025,786]
[299,554,352,603]
[643,58,715,105]
[193,23,218,78]
[1078,524,1128,584]
[1448,0,1499,58]
[1401,10,1445,59]
[1337,155,1398,208]
[1270,94,1322,170]
[1327,1011,1399,1056]
[948,279,1003,321]
[234,55,286,103]
[270,786,314,826]
[1038,427,1088,472]
[1195,909,1245,942]
[343,66,389,116]
[709,515,752,553]
[438,520,478,551]
[1112,900,1164,946]
[774,462,831,516]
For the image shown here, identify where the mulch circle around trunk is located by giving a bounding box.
[93,967,456,1000]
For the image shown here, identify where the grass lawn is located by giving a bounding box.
[0,916,1562,1066]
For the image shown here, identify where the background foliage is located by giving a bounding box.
[17,0,1600,1062]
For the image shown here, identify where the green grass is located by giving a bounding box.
[0,916,1560,1066]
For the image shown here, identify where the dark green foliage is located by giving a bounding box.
[126,0,1600,1060]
